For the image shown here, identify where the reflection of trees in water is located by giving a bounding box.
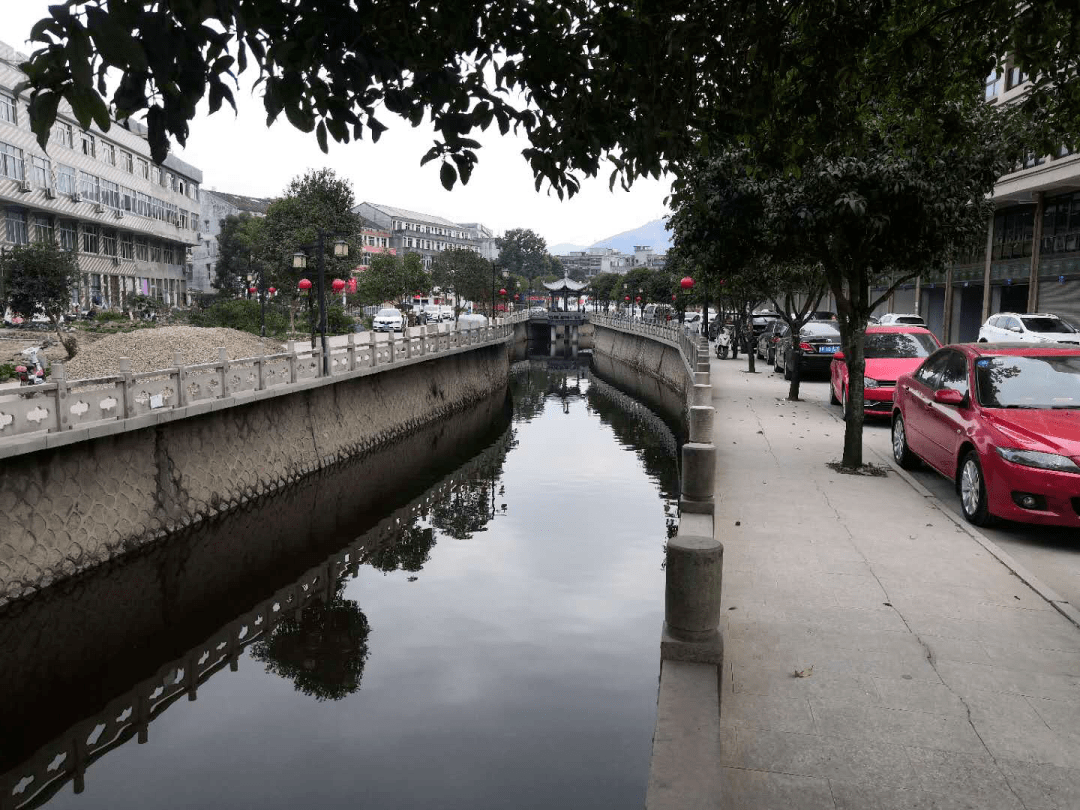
[585,374,681,503]
[361,522,437,573]
[250,580,371,701]
[510,359,588,422]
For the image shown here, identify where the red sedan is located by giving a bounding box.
[830,326,941,418]
[892,343,1080,527]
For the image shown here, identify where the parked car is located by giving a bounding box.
[892,343,1080,527]
[775,321,842,378]
[756,319,788,365]
[829,326,941,417]
[878,313,926,326]
[977,312,1080,345]
[423,304,443,323]
[439,305,454,321]
[752,312,781,339]
[810,310,838,322]
[372,307,405,332]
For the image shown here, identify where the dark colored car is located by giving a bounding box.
[892,343,1080,527]
[775,321,842,379]
[756,319,787,365]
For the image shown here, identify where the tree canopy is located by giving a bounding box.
[214,211,262,295]
[0,241,80,357]
[495,229,549,281]
[431,247,489,313]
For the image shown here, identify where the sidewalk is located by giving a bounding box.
[702,354,1080,809]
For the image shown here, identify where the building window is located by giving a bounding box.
[119,233,134,260]
[137,157,149,179]
[136,192,150,217]
[178,178,186,196]
[79,171,101,202]
[30,155,50,189]
[121,150,133,172]
[985,70,1001,101]
[53,120,74,149]
[135,236,149,261]
[149,241,162,263]
[122,186,135,212]
[1005,66,1027,91]
[179,209,189,229]
[57,219,76,250]
[992,208,1034,260]
[81,131,95,158]
[163,243,176,264]
[101,228,117,256]
[56,164,76,195]
[32,214,53,244]
[0,141,23,180]
[101,179,121,209]
[0,91,15,125]
[82,225,99,254]
[101,141,116,166]
[4,209,28,245]
[1041,191,1080,255]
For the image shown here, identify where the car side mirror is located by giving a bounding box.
[833,351,845,361]
[1009,325,1022,333]
[933,389,966,406]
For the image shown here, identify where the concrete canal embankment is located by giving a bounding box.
[0,333,521,604]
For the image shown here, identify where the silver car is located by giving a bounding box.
[372,307,404,332]
[978,312,1080,345]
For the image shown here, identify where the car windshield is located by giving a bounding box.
[975,355,1080,409]
[377,309,400,317]
[1020,317,1076,334]
[864,332,938,359]
[801,323,840,338]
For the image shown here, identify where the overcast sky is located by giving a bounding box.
[6,5,673,249]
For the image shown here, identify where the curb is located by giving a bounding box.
[810,396,1080,633]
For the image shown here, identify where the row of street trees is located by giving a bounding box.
[21,0,1079,466]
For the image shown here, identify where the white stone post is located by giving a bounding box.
[369,331,378,367]
[218,347,230,397]
[119,357,135,418]
[256,352,266,391]
[174,351,188,406]
[287,340,298,383]
[52,360,68,430]
[663,534,724,662]
[347,333,357,371]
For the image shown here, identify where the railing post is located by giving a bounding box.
[174,351,188,406]
[405,327,413,359]
[218,347,230,397]
[347,332,357,371]
[52,360,68,431]
[369,331,379,367]
[119,357,135,418]
[256,352,266,391]
[287,340,298,383]
[388,330,396,363]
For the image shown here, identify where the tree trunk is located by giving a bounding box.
[787,347,802,400]
[52,316,77,359]
[841,328,867,468]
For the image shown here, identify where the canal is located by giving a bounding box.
[0,353,682,810]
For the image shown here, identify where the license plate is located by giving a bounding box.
[818,345,840,354]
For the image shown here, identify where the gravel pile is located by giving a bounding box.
[63,326,279,380]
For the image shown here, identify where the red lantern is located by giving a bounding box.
[268,286,277,294]
[331,278,346,293]
[680,276,695,290]
[635,295,642,302]
[248,286,257,295]
[671,294,676,301]
[499,288,507,296]
[624,295,630,301]
[298,278,313,291]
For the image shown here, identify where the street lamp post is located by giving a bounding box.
[293,229,350,375]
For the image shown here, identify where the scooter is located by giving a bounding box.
[715,328,731,359]
[17,347,46,387]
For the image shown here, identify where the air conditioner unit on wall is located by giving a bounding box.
[71,191,82,202]
[43,186,56,199]
[93,202,105,214]
[114,209,124,220]
[18,179,31,192]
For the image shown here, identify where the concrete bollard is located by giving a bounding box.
[663,534,724,661]
[688,405,714,444]
[693,371,710,387]
[680,442,716,513]
[691,383,711,407]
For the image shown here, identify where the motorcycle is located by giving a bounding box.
[17,347,46,387]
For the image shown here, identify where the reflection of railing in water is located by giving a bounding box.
[0,428,515,810]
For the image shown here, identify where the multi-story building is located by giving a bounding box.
[875,60,1080,341]
[352,202,485,267]
[0,40,202,309]
[456,222,500,262]
[357,217,396,273]
[556,247,638,276]
[192,190,274,295]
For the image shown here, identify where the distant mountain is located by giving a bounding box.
[548,242,589,254]
[590,218,671,254]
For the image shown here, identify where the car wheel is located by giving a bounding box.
[977,338,987,343]
[891,414,920,470]
[959,451,995,526]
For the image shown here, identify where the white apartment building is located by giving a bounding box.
[191,190,274,295]
[0,40,202,309]
[352,202,486,268]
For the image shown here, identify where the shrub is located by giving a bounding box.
[189,298,290,336]
[96,310,128,322]
[0,362,16,381]
[326,305,355,335]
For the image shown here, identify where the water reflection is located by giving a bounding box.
[2,349,682,810]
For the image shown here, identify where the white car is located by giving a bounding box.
[372,307,404,332]
[878,313,926,326]
[422,304,443,323]
[978,312,1080,345]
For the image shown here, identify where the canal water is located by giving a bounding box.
[1,353,682,810]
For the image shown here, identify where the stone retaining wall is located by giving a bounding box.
[0,344,510,603]
[591,324,691,401]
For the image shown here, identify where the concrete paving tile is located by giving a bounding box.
[829,779,1021,810]
[922,636,993,667]
[904,747,1025,809]
[960,688,1047,726]
[871,677,969,716]
[972,714,1080,769]
[720,690,817,733]
[1027,695,1080,739]
[977,643,1080,677]
[720,767,837,810]
[808,702,986,754]
[935,659,1080,704]
[727,728,921,789]
[997,758,1080,810]
[734,664,882,705]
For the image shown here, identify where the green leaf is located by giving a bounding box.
[439,161,457,190]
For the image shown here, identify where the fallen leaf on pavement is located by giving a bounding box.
[793,666,814,679]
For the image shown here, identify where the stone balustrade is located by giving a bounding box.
[0,313,529,457]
